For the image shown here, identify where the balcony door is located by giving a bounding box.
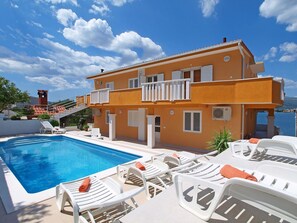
[155,116,161,143]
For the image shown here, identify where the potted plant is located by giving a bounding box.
[83,124,89,131]
[208,128,232,153]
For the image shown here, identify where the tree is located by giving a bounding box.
[0,77,30,112]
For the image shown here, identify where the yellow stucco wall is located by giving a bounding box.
[86,41,283,150]
[93,105,243,150]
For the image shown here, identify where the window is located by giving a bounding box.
[147,75,158,83]
[106,110,110,124]
[182,69,201,83]
[129,78,139,88]
[155,116,160,133]
[128,110,138,127]
[183,111,201,133]
[106,82,114,90]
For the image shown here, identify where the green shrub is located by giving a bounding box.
[38,113,51,120]
[11,115,21,120]
[208,128,232,153]
[23,107,35,116]
[50,120,59,127]
[83,124,89,131]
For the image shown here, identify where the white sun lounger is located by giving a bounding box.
[56,176,144,223]
[272,135,297,147]
[230,138,297,160]
[174,161,297,222]
[40,120,66,134]
[117,160,171,198]
[152,150,217,168]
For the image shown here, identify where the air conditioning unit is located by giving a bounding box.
[212,106,231,121]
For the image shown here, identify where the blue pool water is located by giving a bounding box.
[0,136,140,193]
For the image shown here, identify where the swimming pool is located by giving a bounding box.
[0,135,141,193]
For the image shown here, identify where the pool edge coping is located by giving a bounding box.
[0,133,160,214]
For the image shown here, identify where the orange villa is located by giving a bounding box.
[77,39,284,150]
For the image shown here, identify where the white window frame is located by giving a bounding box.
[128,110,139,127]
[106,110,110,124]
[181,66,201,82]
[146,75,158,83]
[128,78,139,88]
[183,111,202,133]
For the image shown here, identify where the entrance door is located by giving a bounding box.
[155,116,160,143]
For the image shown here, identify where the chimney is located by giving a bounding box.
[223,37,227,43]
[101,69,104,73]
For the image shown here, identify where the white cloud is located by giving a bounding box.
[63,18,114,48]
[279,42,297,62]
[36,0,78,6]
[283,77,297,89]
[89,0,134,15]
[36,38,121,74]
[25,76,91,91]
[56,9,78,26]
[0,38,122,79]
[258,42,297,63]
[260,0,297,32]
[89,1,110,15]
[109,0,134,7]
[10,3,19,8]
[199,0,219,17]
[263,46,277,61]
[43,32,55,39]
[62,18,165,64]
[26,21,43,28]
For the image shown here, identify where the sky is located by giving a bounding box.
[0,0,296,102]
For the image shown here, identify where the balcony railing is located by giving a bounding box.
[142,79,191,102]
[90,88,110,104]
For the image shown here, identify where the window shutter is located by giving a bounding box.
[201,65,213,82]
[172,71,182,80]
[157,73,164,82]
[129,79,133,88]
[184,112,191,131]
[128,110,139,127]
[138,68,146,85]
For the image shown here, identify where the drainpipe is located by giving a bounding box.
[238,42,245,139]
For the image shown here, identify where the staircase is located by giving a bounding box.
[53,104,88,120]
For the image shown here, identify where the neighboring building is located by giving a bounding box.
[81,40,284,149]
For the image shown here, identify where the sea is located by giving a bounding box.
[257,112,296,136]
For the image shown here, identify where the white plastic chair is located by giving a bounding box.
[56,176,144,223]
[174,161,297,222]
[230,138,297,160]
[117,160,171,198]
[91,128,103,139]
[40,120,66,134]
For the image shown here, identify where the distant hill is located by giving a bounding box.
[277,97,297,111]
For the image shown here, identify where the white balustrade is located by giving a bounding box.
[90,88,110,104]
[142,79,191,102]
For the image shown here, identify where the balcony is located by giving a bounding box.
[86,77,283,108]
[142,79,191,102]
[90,88,110,104]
